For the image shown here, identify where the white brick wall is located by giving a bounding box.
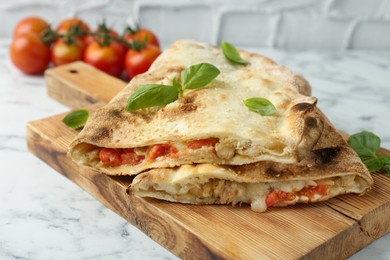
[1,0,390,50]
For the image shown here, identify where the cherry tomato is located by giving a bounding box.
[123,28,160,47]
[51,39,85,66]
[84,41,124,77]
[187,138,219,149]
[124,44,161,79]
[56,18,90,40]
[85,28,127,56]
[10,32,50,75]
[111,40,127,57]
[85,28,119,45]
[13,16,50,38]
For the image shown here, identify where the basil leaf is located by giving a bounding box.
[126,84,178,111]
[363,157,384,172]
[62,109,89,129]
[380,156,390,164]
[380,156,390,176]
[181,63,220,90]
[348,131,390,175]
[221,41,250,65]
[244,98,276,116]
[172,77,183,97]
[383,164,390,176]
[347,131,380,159]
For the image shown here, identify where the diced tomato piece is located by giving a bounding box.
[122,148,135,153]
[187,138,219,149]
[265,191,279,207]
[278,191,296,201]
[99,148,122,166]
[265,190,296,207]
[121,148,145,165]
[99,148,144,166]
[299,187,314,199]
[299,184,328,199]
[147,144,178,160]
[313,185,328,196]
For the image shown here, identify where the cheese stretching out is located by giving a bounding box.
[68,40,373,212]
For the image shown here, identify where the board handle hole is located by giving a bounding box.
[69,69,78,74]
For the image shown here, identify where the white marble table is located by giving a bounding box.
[0,39,389,259]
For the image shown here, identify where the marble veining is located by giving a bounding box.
[0,38,389,259]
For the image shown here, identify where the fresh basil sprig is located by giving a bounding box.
[348,131,390,176]
[62,109,89,129]
[126,63,220,111]
[181,63,220,89]
[244,98,276,116]
[221,41,250,65]
[126,84,178,111]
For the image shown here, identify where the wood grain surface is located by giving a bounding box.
[44,61,126,108]
[27,62,390,260]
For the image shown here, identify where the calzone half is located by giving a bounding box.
[68,40,332,176]
[68,40,373,212]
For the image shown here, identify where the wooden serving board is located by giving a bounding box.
[27,62,390,260]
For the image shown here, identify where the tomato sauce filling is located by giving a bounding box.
[265,184,328,207]
[99,138,219,166]
[147,144,178,160]
[99,148,145,167]
[187,138,219,149]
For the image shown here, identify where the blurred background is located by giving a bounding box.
[1,0,390,50]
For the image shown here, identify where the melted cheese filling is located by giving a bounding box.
[137,175,368,213]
